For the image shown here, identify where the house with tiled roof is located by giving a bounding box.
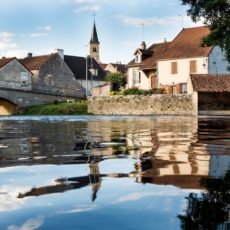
[0,57,32,91]
[20,51,85,98]
[64,55,106,96]
[127,26,230,94]
[104,63,127,74]
[127,41,171,89]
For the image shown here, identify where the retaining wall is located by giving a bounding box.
[88,94,197,115]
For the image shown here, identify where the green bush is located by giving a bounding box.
[121,87,165,96]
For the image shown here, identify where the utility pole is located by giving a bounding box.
[86,56,88,97]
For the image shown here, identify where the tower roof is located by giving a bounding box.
[90,21,100,44]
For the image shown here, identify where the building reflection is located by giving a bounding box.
[0,117,229,206]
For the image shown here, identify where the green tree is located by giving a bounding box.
[105,71,126,91]
[181,0,230,63]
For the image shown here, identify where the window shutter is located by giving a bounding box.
[171,62,178,74]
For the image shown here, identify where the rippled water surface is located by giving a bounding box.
[0,115,229,230]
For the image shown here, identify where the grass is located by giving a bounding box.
[22,100,90,115]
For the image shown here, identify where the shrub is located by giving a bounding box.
[121,87,165,96]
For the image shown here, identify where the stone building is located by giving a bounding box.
[0,57,32,91]
[21,52,85,98]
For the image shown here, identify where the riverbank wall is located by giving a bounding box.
[88,94,198,115]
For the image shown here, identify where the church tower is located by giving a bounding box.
[89,21,100,63]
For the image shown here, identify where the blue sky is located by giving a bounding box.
[0,0,203,64]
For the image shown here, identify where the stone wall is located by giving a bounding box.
[88,94,196,115]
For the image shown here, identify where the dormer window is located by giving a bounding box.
[135,54,141,63]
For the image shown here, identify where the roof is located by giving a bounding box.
[99,63,108,70]
[128,42,171,69]
[0,57,15,68]
[128,26,214,71]
[21,54,56,70]
[160,26,213,60]
[64,55,106,81]
[0,57,33,73]
[190,74,230,92]
[90,21,100,44]
[108,63,127,73]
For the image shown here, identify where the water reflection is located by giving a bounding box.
[178,170,230,229]
[0,116,230,229]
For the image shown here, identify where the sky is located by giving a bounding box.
[0,0,204,64]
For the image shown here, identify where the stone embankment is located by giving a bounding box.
[88,94,197,115]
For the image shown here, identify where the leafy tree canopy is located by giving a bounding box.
[105,71,126,91]
[181,0,230,63]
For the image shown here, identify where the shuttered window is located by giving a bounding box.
[190,60,197,73]
[171,62,178,74]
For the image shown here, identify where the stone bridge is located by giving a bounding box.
[0,87,85,115]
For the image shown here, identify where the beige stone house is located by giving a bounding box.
[0,57,32,91]
[127,26,230,94]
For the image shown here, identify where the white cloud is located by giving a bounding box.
[29,25,52,38]
[29,33,47,38]
[38,26,52,32]
[74,4,101,12]
[62,204,97,214]
[116,15,204,28]
[0,32,17,51]
[72,0,98,3]
[0,184,31,212]
[113,189,194,204]
[0,32,28,58]
[8,216,44,230]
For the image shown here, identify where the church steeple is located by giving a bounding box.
[89,20,100,63]
[90,21,100,44]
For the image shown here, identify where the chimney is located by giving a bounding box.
[54,49,64,60]
[27,53,32,58]
[140,41,146,50]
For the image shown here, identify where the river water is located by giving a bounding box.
[0,115,229,230]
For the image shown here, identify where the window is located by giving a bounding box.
[189,60,197,73]
[89,68,98,76]
[93,47,97,52]
[139,72,141,83]
[21,72,29,86]
[133,70,140,85]
[135,55,141,63]
[180,83,187,94]
[171,62,178,74]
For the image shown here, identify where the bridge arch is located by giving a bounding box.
[0,98,18,115]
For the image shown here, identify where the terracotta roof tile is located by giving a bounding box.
[142,42,171,70]
[0,57,15,68]
[21,54,56,70]
[161,26,213,60]
[190,74,230,92]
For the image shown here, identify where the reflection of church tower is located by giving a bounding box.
[89,162,102,202]
[89,21,100,63]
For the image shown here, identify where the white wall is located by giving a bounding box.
[208,46,230,74]
[78,79,105,96]
[158,57,208,86]
[127,67,151,89]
